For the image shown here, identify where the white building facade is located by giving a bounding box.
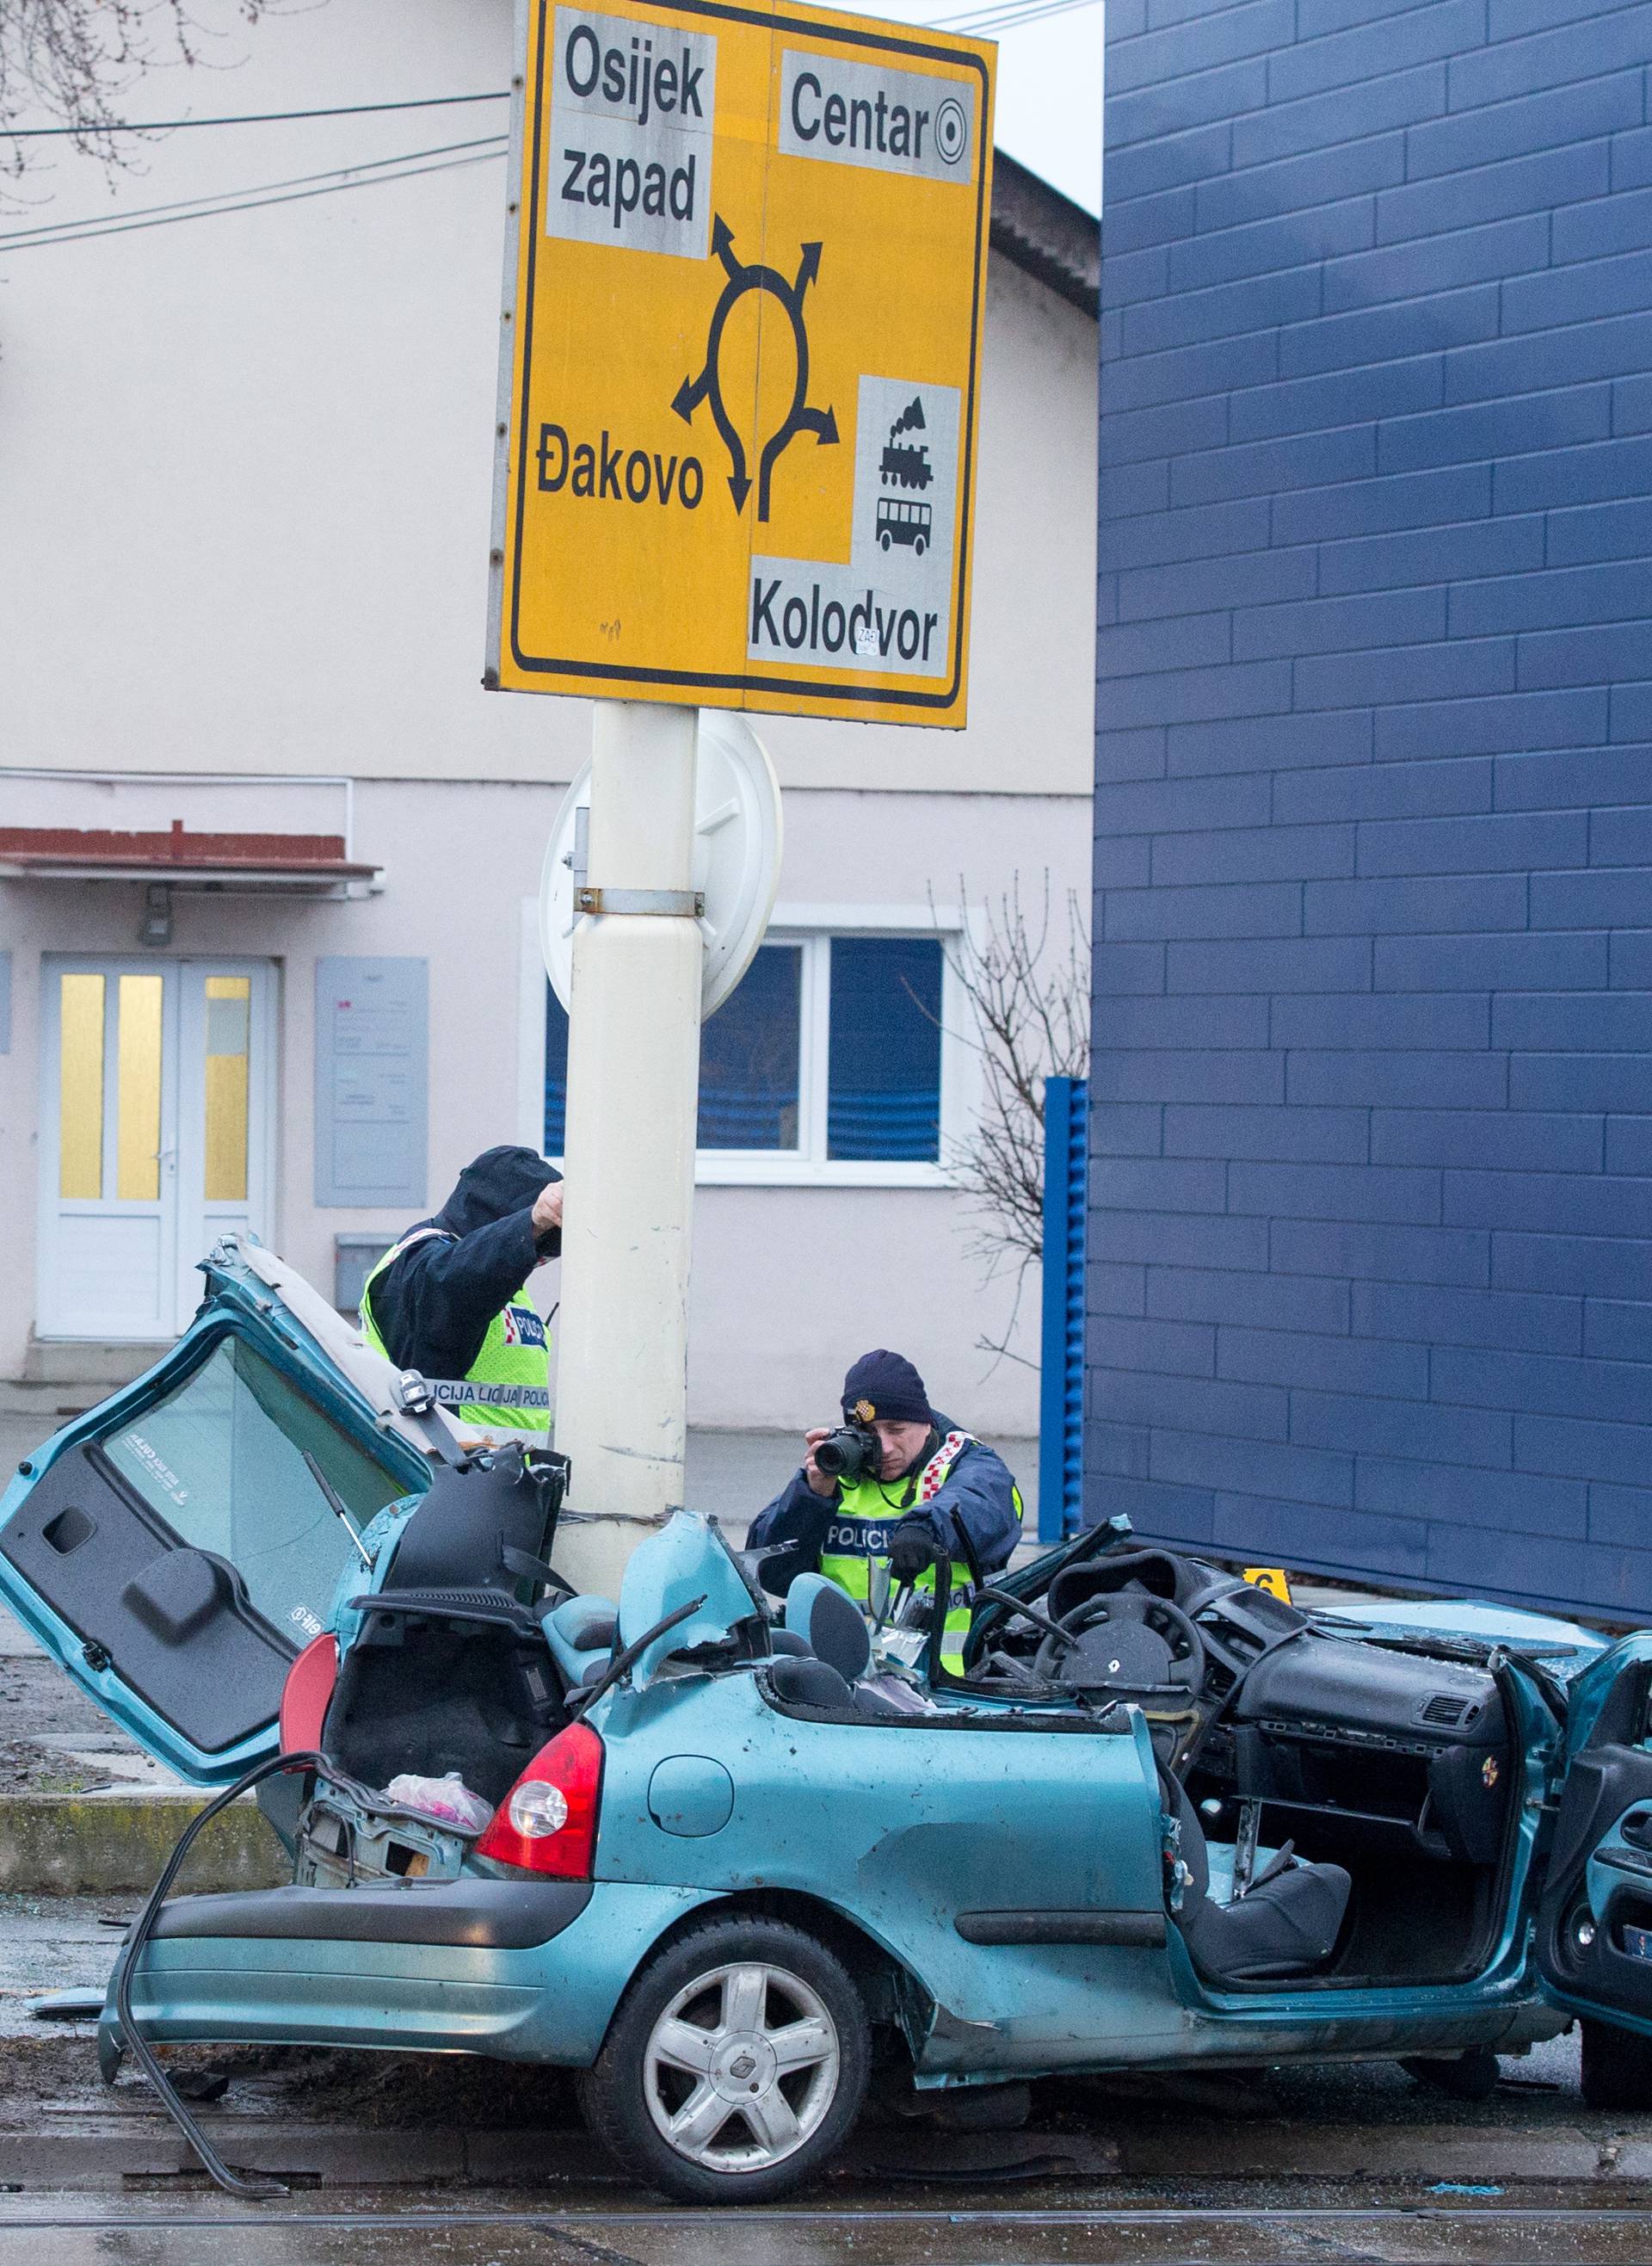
[0,0,1096,1487]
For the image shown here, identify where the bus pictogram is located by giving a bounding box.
[877,497,931,554]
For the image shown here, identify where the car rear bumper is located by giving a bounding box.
[148,1879,595,1949]
[100,1878,712,2068]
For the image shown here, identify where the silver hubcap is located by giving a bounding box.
[643,1960,840,2173]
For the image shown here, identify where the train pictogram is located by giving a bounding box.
[880,396,933,491]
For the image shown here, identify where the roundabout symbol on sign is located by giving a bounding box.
[672,215,839,521]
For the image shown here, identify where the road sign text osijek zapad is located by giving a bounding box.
[488,0,994,727]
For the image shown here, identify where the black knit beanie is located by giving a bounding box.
[841,1349,932,1427]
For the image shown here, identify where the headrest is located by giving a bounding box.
[785,1573,872,1684]
[769,1653,854,1709]
[545,1596,618,1651]
[541,1595,618,1687]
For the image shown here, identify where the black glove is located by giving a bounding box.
[887,1511,943,1584]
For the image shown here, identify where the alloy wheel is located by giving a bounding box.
[641,1960,841,2172]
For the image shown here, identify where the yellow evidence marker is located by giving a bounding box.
[1243,1568,1294,1604]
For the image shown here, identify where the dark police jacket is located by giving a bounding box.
[367,1147,562,1384]
[746,1415,1021,1597]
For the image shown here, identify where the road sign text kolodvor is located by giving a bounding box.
[488,0,994,727]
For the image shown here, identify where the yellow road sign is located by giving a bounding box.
[487,0,994,727]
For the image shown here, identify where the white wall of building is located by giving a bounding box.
[0,0,1096,1441]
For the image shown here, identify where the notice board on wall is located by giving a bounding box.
[314,958,428,1208]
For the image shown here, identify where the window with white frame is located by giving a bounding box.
[541,923,959,1181]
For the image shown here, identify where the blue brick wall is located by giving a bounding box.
[1091,0,1652,1622]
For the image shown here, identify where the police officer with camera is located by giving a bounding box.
[747,1349,1023,1672]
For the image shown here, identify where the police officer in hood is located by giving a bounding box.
[747,1349,1022,1671]
[361,1146,563,1438]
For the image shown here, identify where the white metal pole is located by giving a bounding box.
[552,700,702,1595]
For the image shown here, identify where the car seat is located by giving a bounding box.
[764,1573,912,1717]
[541,1596,618,1689]
[784,1574,872,1677]
[1168,1780,1350,1982]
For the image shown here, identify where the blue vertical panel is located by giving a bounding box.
[1041,1076,1088,1541]
[545,985,570,1156]
[1092,0,1652,1623]
[314,959,428,1208]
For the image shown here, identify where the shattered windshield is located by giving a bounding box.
[101,1331,409,1641]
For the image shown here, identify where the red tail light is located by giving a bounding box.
[474,1721,604,1877]
[280,1634,337,1753]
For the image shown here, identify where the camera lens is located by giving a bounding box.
[815,1424,872,1480]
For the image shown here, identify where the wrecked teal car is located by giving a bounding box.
[0,1235,1649,2204]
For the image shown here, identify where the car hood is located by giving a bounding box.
[1311,1593,1609,1672]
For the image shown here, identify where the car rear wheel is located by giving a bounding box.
[1581,2016,1652,2110]
[578,1915,871,2202]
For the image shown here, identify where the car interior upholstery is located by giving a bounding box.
[311,1452,1517,1987]
[966,1531,1520,1989]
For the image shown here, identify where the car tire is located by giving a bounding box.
[577,1914,872,2203]
[1581,2016,1652,2111]
[1400,2048,1500,2101]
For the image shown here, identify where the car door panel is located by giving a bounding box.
[0,1287,422,1785]
[2,1443,290,1753]
[1537,1634,1652,2037]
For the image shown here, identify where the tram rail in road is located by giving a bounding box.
[7,2195,1652,2264]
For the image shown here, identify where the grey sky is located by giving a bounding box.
[868,0,1102,216]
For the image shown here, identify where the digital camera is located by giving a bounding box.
[813,1419,880,1484]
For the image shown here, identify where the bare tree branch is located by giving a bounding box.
[0,2,273,203]
[926,874,1090,1368]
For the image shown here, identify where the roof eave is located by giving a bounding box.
[989,148,1100,319]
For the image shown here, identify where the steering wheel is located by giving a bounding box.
[963,1586,1076,1683]
[1032,1584,1207,1701]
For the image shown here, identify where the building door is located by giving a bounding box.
[38,958,274,1341]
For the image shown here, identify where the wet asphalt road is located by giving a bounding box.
[0,1989,1648,2265]
[0,1904,1643,2263]
[4,2193,1652,2264]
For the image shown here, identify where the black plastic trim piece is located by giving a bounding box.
[954,1909,1167,1947]
[756,1676,1131,1732]
[148,1879,592,1949]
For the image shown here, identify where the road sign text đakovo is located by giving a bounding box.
[487,0,994,728]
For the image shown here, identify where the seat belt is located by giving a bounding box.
[1231,1797,1262,1899]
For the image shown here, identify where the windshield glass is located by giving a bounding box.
[101,1331,410,1641]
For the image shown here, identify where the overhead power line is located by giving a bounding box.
[936,0,1101,30]
[0,135,508,250]
[0,0,1100,250]
[0,0,1100,146]
[3,91,510,139]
